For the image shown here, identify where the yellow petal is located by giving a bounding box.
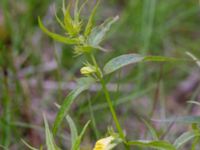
[93,136,115,150]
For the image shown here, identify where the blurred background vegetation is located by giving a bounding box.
[0,0,200,149]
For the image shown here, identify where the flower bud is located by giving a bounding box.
[80,66,96,75]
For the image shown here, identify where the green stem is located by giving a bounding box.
[100,79,124,139]
[101,78,130,150]
[90,54,124,136]
[90,54,130,149]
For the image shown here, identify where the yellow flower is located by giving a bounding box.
[80,66,96,75]
[93,136,117,150]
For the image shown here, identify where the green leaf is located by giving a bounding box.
[62,0,66,14]
[103,54,177,75]
[43,114,60,150]
[38,17,78,44]
[22,140,38,150]
[142,119,159,140]
[127,140,176,150]
[87,16,119,46]
[74,0,80,23]
[63,3,81,36]
[55,12,66,30]
[66,115,78,148]
[84,0,100,36]
[78,0,88,16]
[173,131,199,149]
[63,3,74,32]
[0,145,7,150]
[153,116,200,124]
[53,77,95,135]
[72,120,91,150]
[74,45,108,56]
[103,54,144,75]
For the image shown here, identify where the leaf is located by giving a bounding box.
[153,116,200,124]
[74,45,108,56]
[63,3,81,36]
[84,0,100,36]
[87,16,119,46]
[43,114,60,150]
[72,120,91,150]
[103,54,144,75]
[142,119,159,140]
[55,12,65,30]
[62,0,66,14]
[127,140,176,150]
[38,17,78,44]
[74,0,80,23]
[78,0,88,15]
[53,77,95,135]
[103,54,178,75]
[22,139,38,150]
[63,3,74,32]
[173,131,199,149]
[66,115,78,148]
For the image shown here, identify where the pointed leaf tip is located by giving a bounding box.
[38,17,78,45]
[87,15,119,47]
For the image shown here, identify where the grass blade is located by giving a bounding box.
[72,120,91,150]
[22,139,38,150]
[142,119,159,140]
[153,116,200,124]
[43,114,60,150]
[173,131,198,149]
[66,115,78,148]
[127,140,176,150]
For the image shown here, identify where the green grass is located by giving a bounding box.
[0,0,200,149]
